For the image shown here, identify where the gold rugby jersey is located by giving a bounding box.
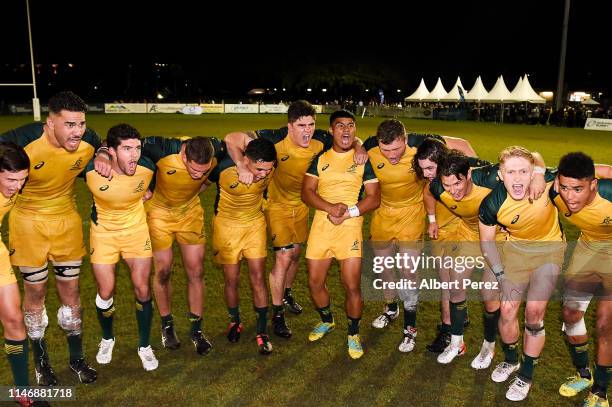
[207,156,274,221]
[305,148,378,227]
[0,122,100,217]
[142,136,225,210]
[255,127,332,207]
[84,157,155,231]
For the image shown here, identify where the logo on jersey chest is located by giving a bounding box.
[133,180,145,193]
[377,163,385,169]
[347,164,357,174]
[449,205,458,210]
[99,185,109,191]
[70,158,83,171]
[167,169,177,175]
[511,214,520,224]
[230,182,239,189]
[281,155,290,161]
[321,163,330,171]
[603,217,611,225]
[351,240,360,251]
[34,161,45,169]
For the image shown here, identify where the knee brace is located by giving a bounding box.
[52,261,81,281]
[399,288,419,310]
[19,264,49,284]
[57,304,82,336]
[24,307,48,340]
[525,320,545,337]
[562,318,587,336]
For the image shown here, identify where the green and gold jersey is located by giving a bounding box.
[430,164,500,239]
[255,127,332,207]
[305,148,378,227]
[208,156,274,221]
[551,179,612,243]
[0,122,100,218]
[364,133,445,208]
[430,156,492,230]
[84,157,155,231]
[142,136,225,211]
[479,171,562,241]
[0,192,17,223]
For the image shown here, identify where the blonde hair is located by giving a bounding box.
[498,146,534,167]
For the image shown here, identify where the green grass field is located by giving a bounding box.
[0,114,611,406]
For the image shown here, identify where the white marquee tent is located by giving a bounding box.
[422,78,448,102]
[483,75,513,102]
[441,77,466,102]
[465,76,489,102]
[510,74,546,103]
[404,78,430,101]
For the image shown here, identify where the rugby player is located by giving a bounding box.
[86,124,158,371]
[364,120,477,352]
[207,138,276,355]
[553,153,611,407]
[301,110,380,359]
[479,146,562,401]
[0,143,51,406]
[0,91,98,384]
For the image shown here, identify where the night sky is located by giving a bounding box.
[1,1,610,102]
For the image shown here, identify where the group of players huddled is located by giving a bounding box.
[0,92,609,406]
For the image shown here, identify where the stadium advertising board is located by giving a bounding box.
[148,103,190,113]
[584,118,612,131]
[224,104,259,113]
[259,104,289,114]
[104,103,147,113]
[200,104,224,113]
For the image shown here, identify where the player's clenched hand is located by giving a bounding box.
[94,154,114,180]
[353,144,368,165]
[528,173,546,201]
[327,211,349,225]
[327,203,348,218]
[237,160,253,185]
[142,190,153,202]
[428,222,438,239]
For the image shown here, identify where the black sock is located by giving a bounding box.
[518,353,539,381]
[161,313,174,327]
[403,306,417,330]
[67,334,83,362]
[502,340,519,364]
[187,312,202,335]
[483,308,500,343]
[439,323,451,334]
[284,288,292,298]
[317,305,333,323]
[272,304,284,317]
[568,341,589,372]
[228,307,241,324]
[255,306,268,334]
[450,300,467,336]
[386,301,398,313]
[592,363,611,397]
[348,316,361,335]
[29,337,48,363]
